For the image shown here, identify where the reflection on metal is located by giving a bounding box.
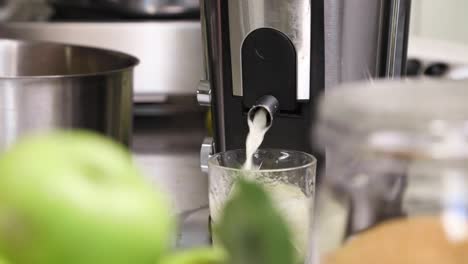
[200,137,214,173]
[197,80,212,107]
[0,39,137,150]
[247,95,279,129]
[201,0,226,152]
[324,0,411,89]
[0,22,203,101]
[386,0,412,78]
[200,0,211,81]
[228,0,311,100]
[51,0,199,16]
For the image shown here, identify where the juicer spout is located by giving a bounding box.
[247,95,279,129]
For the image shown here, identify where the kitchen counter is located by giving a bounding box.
[131,112,210,248]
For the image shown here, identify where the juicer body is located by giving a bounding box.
[198,0,412,169]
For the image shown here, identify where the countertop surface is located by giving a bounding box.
[131,113,210,248]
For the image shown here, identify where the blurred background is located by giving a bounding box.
[410,0,468,44]
[0,0,207,240]
[407,0,468,80]
[0,0,467,247]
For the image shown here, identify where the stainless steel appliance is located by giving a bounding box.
[198,0,412,170]
[0,39,138,150]
[0,0,204,103]
[0,22,203,102]
[50,0,199,17]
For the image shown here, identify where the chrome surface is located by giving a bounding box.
[325,0,386,89]
[200,137,214,173]
[0,39,137,150]
[324,0,410,89]
[201,0,226,152]
[247,95,279,129]
[196,80,211,106]
[200,0,211,81]
[0,22,203,102]
[51,0,199,16]
[228,0,311,100]
[386,0,412,77]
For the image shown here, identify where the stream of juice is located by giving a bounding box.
[241,109,311,259]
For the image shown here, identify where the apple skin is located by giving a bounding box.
[0,256,8,264]
[0,131,174,264]
[158,247,228,264]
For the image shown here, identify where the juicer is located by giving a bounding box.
[198,0,412,172]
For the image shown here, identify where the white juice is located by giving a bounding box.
[242,109,311,259]
[263,183,311,259]
[210,108,311,259]
[243,109,269,170]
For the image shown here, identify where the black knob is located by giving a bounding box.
[424,62,449,77]
[405,58,422,77]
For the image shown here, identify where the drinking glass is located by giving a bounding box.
[208,149,317,260]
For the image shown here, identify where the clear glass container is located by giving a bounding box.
[313,80,468,264]
[208,149,317,260]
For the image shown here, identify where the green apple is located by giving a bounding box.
[0,255,9,264]
[0,131,174,264]
[158,247,227,264]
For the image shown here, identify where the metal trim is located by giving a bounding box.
[228,0,311,100]
[386,0,412,77]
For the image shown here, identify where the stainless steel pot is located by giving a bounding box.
[51,0,199,17]
[0,39,138,150]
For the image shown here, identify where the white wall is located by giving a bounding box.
[410,0,468,45]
